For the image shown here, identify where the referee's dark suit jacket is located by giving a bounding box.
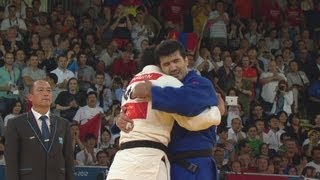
[5,111,74,180]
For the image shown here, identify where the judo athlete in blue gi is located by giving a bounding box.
[118,40,225,180]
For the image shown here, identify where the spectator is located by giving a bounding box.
[131,12,154,52]
[76,133,99,166]
[286,113,305,145]
[230,160,242,173]
[51,55,75,89]
[301,166,317,178]
[96,150,110,167]
[77,52,95,91]
[55,78,86,121]
[263,115,285,152]
[111,50,137,79]
[98,39,119,70]
[277,111,289,130]
[87,72,113,112]
[73,91,104,125]
[3,99,22,127]
[226,65,252,116]
[270,80,293,115]
[246,125,263,156]
[244,20,262,47]
[21,53,46,98]
[305,146,320,177]
[207,0,229,49]
[191,0,211,35]
[260,60,287,112]
[70,123,85,165]
[286,60,310,114]
[217,55,234,94]
[98,128,112,150]
[227,117,246,145]
[0,52,20,118]
[158,0,186,32]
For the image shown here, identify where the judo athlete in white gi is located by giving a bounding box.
[107,47,222,180]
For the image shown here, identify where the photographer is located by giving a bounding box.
[271,80,293,115]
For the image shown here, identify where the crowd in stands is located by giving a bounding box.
[0,0,319,178]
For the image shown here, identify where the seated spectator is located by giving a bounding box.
[227,117,246,145]
[98,39,119,71]
[77,52,95,91]
[131,12,154,52]
[96,150,110,167]
[225,88,241,128]
[286,60,310,114]
[39,38,57,73]
[270,80,293,115]
[237,139,252,156]
[217,126,236,164]
[285,113,305,145]
[263,115,285,152]
[255,156,270,174]
[226,65,253,116]
[303,129,320,157]
[111,50,137,79]
[260,60,287,112]
[21,53,46,98]
[230,160,242,173]
[73,91,104,125]
[246,125,263,156]
[305,146,320,178]
[0,5,27,40]
[98,128,112,150]
[70,122,85,165]
[87,72,113,112]
[277,111,289,130]
[51,55,75,89]
[255,119,266,141]
[301,166,317,178]
[3,99,22,127]
[3,27,24,53]
[76,133,99,166]
[55,78,86,122]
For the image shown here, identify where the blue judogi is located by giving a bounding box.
[151,70,219,180]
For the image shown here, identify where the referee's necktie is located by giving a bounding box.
[39,115,50,149]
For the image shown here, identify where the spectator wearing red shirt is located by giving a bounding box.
[234,0,254,20]
[285,0,304,30]
[158,0,186,32]
[111,50,137,79]
[259,0,284,28]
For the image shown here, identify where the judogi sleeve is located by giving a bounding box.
[152,72,218,116]
[172,106,221,131]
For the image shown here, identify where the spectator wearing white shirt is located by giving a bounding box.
[73,91,104,125]
[263,115,285,152]
[51,55,75,89]
[76,133,99,166]
[227,117,246,145]
[207,1,229,48]
[260,60,287,113]
[305,146,320,178]
[0,5,27,41]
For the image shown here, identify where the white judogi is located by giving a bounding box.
[107,65,221,180]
